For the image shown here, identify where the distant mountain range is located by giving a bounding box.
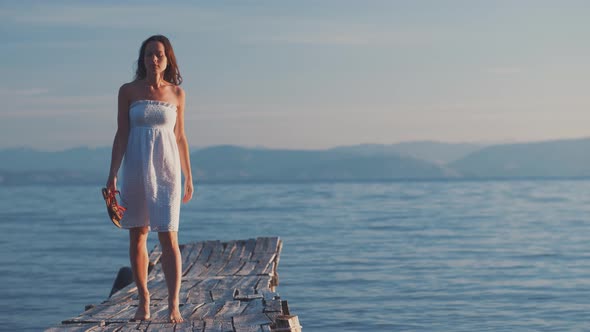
[190,145,459,182]
[1,138,590,184]
[328,141,485,165]
[449,138,590,178]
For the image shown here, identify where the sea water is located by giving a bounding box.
[2,180,590,331]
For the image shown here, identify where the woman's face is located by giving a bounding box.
[144,41,167,75]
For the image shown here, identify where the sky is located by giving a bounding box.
[1,0,590,151]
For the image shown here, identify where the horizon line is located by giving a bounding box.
[2,136,590,153]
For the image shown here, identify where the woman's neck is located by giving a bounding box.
[145,73,164,88]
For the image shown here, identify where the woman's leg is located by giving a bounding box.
[129,226,151,320]
[158,231,184,323]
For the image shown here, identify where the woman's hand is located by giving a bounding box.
[183,179,194,203]
[106,174,118,193]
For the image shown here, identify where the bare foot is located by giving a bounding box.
[133,299,151,321]
[169,306,183,323]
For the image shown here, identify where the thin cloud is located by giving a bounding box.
[7,40,98,49]
[0,94,113,118]
[242,19,445,47]
[5,4,225,30]
[1,108,100,118]
[5,3,443,48]
[24,95,113,106]
[484,66,524,75]
[188,103,294,120]
[0,88,49,96]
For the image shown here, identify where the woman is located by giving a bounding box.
[106,35,193,323]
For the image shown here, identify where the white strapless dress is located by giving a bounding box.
[119,100,181,232]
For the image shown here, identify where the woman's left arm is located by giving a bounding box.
[174,87,194,203]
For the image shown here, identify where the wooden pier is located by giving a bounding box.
[47,237,300,331]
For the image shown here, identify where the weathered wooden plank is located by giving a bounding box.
[263,298,282,313]
[233,289,263,301]
[49,321,137,332]
[234,260,258,276]
[49,237,294,332]
[233,276,265,299]
[200,241,225,277]
[149,277,171,301]
[218,240,255,276]
[215,241,237,263]
[145,321,177,332]
[169,321,193,332]
[252,238,266,254]
[264,311,282,327]
[104,322,138,332]
[186,288,212,304]
[230,324,264,332]
[274,315,302,332]
[258,289,278,302]
[179,243,196,266]
[202,241,222,261]
[179,276,211,304]
[181,242,204,276]
[179,279,197,304]
[210,288,235,303]
[114,321,145,332]
[63,303,132,323]
[106,304,139,321]
[232,312,273,327]
[184,241,220,279]
[233,293,263,301]
[202,318,233,332]
[189,301,225,320]
[106,284,139,304]
[204,241,239,276]
[210,276,261,302]
[136,320,151,331]
[178,302,206,320]
[251,253,277,276]
[254,276,272,292]
[214,300,244,319]
[241,238,257,259]
[191,320,206,332]
[149,244,163,265]
[46,323,101,332]
[254,237,279,254]
[222,241,246,266]
[186,278,219,303]
[61,304,105,322]
[148,304,173,323]
[240,298,265,315]
[272,240,282,272]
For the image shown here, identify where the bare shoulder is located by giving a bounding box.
[118,82,135,98]
[174,86,186,106]
[118,82,139,109]
[174,85,185,99]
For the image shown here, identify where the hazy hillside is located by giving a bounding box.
[330,141,486,164]
[0,147,110,172]
[450,138,590,177]
[4,138,590,184]
[0,144,457,184]
[191,145,456,181]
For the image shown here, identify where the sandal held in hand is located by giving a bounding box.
[101,188,126,228]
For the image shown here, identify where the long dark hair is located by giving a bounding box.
[134,35,183,85]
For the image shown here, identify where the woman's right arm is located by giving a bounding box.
[106,84,130,192]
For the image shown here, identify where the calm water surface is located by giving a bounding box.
[2,180,590,331]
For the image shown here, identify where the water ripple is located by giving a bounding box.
[3,180,590,330]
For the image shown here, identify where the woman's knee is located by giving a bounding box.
[157,231,179,253]
[129,226,150,244]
